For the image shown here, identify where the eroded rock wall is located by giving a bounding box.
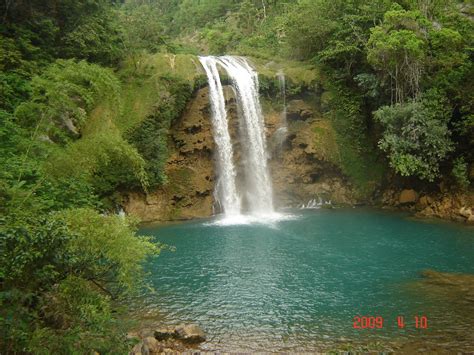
[124,86,356,222]
[266,99,355,207]
[124,87,215,222]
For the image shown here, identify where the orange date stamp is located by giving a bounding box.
[352,315,428,329]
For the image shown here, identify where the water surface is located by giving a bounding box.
[139,208,474,352]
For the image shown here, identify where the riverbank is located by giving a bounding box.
[380,188,474,225]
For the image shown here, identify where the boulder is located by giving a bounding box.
[399,189,418,204]
[130,343,143,355]
[468,214,474,224]
[287,100,314,121]
[418,195,432,208]
[458,207,472,219]
[174,324,206,343]
[143,337,163,354]
[154,327,174,341]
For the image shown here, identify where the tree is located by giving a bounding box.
[0,208,161,353]
[374,91,454,181]
[14,60,120,143]
[367,4,429,104]
[120,2,169,59]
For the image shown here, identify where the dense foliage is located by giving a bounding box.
[117,0,472,187]
[127,74,193,188]
[0,0,472,353]
[0,1,161,353]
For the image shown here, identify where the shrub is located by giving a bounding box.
[14,60,120,143]
[0,209,161,353]
[374,92,454,181]
[452,157,470,189]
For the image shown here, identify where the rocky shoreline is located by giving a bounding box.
[129,324,206,354]
[380,188,474,225]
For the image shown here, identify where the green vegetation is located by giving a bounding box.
[0,0,472,353]
[374,92,453,181]
[1,1,168,353]
[138,0,471,194]
[128,73,193,188]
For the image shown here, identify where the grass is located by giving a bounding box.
[312,120,340,164]
[250,57,320,86]
[116,53,203,134]
[45,53,203,191]
[80,52,203,147]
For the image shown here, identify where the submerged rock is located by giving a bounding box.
[174,324,206,343]
[154,327,174,341]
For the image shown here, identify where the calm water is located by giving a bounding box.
[139,209,474,352]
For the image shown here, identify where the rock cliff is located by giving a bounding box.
[124,77,356,221]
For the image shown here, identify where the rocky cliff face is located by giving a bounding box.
[124,83,356,222]
[124,87,215,222]
[266,99,355,207]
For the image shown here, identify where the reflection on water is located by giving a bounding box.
[137,208,474,352]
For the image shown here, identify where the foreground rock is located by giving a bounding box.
[174,324,206,343]
[130,337,163,355]
[130,324,206,355]
[154,327,175,341]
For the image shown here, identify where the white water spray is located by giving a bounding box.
[274,69,288,149]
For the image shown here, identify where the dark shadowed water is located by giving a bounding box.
[138,208,474,352]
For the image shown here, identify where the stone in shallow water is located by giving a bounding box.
[154,327,174,341]
[174,324,206,343]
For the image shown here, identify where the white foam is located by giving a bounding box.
[205,212,299,227]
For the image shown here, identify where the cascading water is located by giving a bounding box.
[217,56,274,214]
[199,55,275,218]
[199,57,241,216]
[274,69,288,150]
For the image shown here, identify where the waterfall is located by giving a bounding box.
[199,55,275,217]
[217,56,274,214]
[275,69,288,149]
[199,57,241,216]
